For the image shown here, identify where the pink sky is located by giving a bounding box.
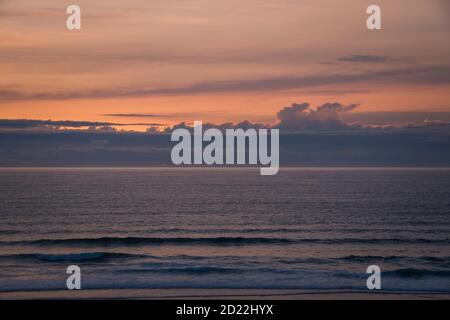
[0,0,449,130]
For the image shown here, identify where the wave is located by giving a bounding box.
[0,230,19,235]
[134,227,450,234]
[117,266,245,275]
[342,255,450,263]
[2,252,448,268]
[274,255,450,266]
[0,236,296,246]
[0,252,146,263]
[2,236,448,247]
[386,268,450,279]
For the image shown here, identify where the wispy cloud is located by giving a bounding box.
[1,65,449,102]
[338,55,388,63]
[103,113,164,118]
[0,119,160,129]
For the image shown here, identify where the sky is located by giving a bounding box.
[0,0,449,132]
[0,0,449,166]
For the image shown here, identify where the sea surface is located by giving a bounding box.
[0,167,449,294]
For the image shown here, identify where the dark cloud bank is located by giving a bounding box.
[0,102,449,167]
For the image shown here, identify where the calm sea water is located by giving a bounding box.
[0,168,449,293]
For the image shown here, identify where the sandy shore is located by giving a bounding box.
[1,289,449,300]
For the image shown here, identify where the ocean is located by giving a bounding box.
[0,167,449,294]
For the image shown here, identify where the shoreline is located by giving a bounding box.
[1,289,449,300]
[1,166,450,170]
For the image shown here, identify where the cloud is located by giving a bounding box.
[3,103,450,135]
[103,113,164,118]
[1,65,449,102]
[105,111,225,120]
[156,120,269,134]
[338,55,388,63]
[276,102,359,132]
[341,111,450,126]
[402,119,450,131]
[0,119,158,130]
[0,101,449,166]
[0,130,449,167]
[152,102,450,133]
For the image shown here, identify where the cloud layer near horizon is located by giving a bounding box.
[2,102,450,134]
[0,129,449,167]
[0,100,448,166]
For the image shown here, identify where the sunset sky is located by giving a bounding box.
[0,0,449,131]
